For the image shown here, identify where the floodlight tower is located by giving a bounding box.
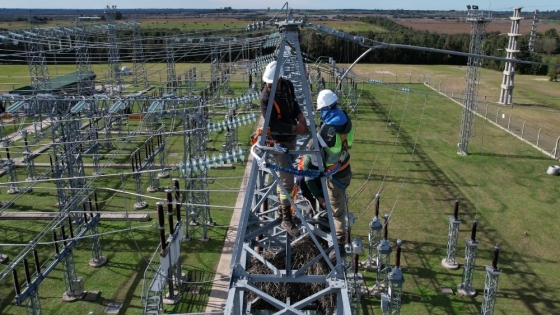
[224,8,352,314]
[528,10,539,53]
[457,5,491,156]
[498,7,523,106]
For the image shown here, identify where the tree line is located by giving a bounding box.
[299,16,558,77]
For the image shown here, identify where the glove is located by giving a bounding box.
[295,122,309,134]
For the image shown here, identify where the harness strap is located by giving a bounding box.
[326,159,350,173]
[330,176,349,189]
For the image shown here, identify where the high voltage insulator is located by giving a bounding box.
[246,21,267,31]
[207,113,258,133]
[178,148,246,175]
[222,94,260,108]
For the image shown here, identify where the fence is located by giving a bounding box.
[354,71,560,159]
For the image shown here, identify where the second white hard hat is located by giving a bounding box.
[317,89,338,110]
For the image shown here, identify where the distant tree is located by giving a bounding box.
[543,28,559,38]
[547,57,560,81]
[115,11,123,20]
[536,37,558,55]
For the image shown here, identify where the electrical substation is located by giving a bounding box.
[0,3,559,315]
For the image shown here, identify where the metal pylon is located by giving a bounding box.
[165,36,176,92]
[49,100,86,215]
[75,19,93,96]
[225,12,351,314]
[106,9,123,95]
[25,28,51,93]
[457,6,491,156]
[181,97,212,241]
[132,21,148,88]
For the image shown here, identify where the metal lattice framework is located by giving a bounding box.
[132,21,149,88]
[458,220,479,296]
[224,13,352,314]
[365,193,382,269]
[180,97,212,241]
[75,21,94,96]
[166,37,177,93]
[458,6,491,156]
[106,8,123,95]
[481,246,502,315]
[442,199,461,269]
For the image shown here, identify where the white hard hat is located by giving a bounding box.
[317,89,338,110]
[262,61,283,83]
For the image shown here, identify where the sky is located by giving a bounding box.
[2,1,560,11]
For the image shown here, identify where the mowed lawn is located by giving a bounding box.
[345,81,560,314]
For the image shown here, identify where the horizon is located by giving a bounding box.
[0,7,559,13]
[0,1,560,12]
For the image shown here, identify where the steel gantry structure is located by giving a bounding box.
[224,11,352,314]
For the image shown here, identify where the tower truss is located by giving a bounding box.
[457,6,491,156]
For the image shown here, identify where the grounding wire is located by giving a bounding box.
[383,93,429,230]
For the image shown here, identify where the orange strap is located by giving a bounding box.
[326,159,350,173]
[290,185,298,215]
[297,157,305,170]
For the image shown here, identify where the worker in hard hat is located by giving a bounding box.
[316,89,354,261]
[259,60,309,237]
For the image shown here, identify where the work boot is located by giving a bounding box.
[280,207,300,237]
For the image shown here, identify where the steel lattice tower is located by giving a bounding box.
[131,21,148,88]
[75,20,93,96]
[224,12,352,314]
[499,7,523,106]
[105,8,123,95]
[181,97,212,241]
[165,36,176,92]
[25,30,51,93]
[457,5,491,156]
[49,99,86,215]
